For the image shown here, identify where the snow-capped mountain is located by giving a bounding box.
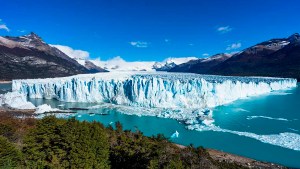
[209,33,300,80]
[90,56,156,72]
[49,44,107,73]
[0,33,106,80]
[87,56,198,72]
[153,57,198,71]
[50,44,197,72]
[170,33,300,80]
[169,53,232,73]
[76,59,108,73]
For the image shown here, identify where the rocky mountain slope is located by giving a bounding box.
[170,33,300,80]
[169,53,232,73]
[0,33,106,80]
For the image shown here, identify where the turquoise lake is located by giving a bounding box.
[1,83,300,167]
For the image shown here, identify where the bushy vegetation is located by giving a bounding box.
[0,112,246,169]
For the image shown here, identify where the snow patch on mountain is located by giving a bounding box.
[153,57,198,71]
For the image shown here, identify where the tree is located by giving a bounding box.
[22,116,110,168]
[61,119,110,168]
[22,116,66,168]
[0,136,22,168]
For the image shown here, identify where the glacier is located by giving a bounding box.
[11,71,297,125]
[12,72,297,109]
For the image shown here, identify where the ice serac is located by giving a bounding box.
[12,72,297,109]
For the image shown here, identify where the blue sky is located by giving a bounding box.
[1,0,300,61]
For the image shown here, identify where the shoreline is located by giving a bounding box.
[207,148,286,169]
[0,81,12,84]
[175,144,286,168]
[174,145,286,169]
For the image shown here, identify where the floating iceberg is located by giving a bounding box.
[35,104,61,114]
[0,91,66,115]
[0,91,35,109]
[246,116,290,121]
[171,130,179,138]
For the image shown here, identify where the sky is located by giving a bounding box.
[1,0,300,61]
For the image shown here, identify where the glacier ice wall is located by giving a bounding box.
[12,72,297,109]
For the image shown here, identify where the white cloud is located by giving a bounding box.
[202,53,210,57]
[0,19,10,32]
[18,30,26,33]
[0,24,10,32]
[217,26,232,33]
[91,56,156,71]
[129,41,149,48]
[226,43,242,50]
[50,44,90,59]
[90,56,198,72]
[160,57,198,65]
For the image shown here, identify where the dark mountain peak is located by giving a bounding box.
[287,33,300,43]
[25,32,43,40]
[0,34,99,80]
[289,33,299,37]
[211,53,231,58]
[84,60,108,73]
[201,53,232,62]
[2,32,46,49]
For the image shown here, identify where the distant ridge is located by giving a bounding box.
[169,33,300,81]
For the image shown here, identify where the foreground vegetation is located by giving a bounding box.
[0,112,248,169]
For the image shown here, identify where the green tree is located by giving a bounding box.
[61,119,110,169]
[22,116,110,168]
[0,136,22,168]
[22,116,66,168]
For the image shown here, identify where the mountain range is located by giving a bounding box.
[170,33,300,80]
[0,33,299,81]
[0,33,107,80]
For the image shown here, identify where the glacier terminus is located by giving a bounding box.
[12,72,297,127]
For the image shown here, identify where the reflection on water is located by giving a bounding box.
[0,83,12,94]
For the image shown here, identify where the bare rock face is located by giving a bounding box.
[169,53,232,73]
[83,60,108,73]
[0,32,106,80]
